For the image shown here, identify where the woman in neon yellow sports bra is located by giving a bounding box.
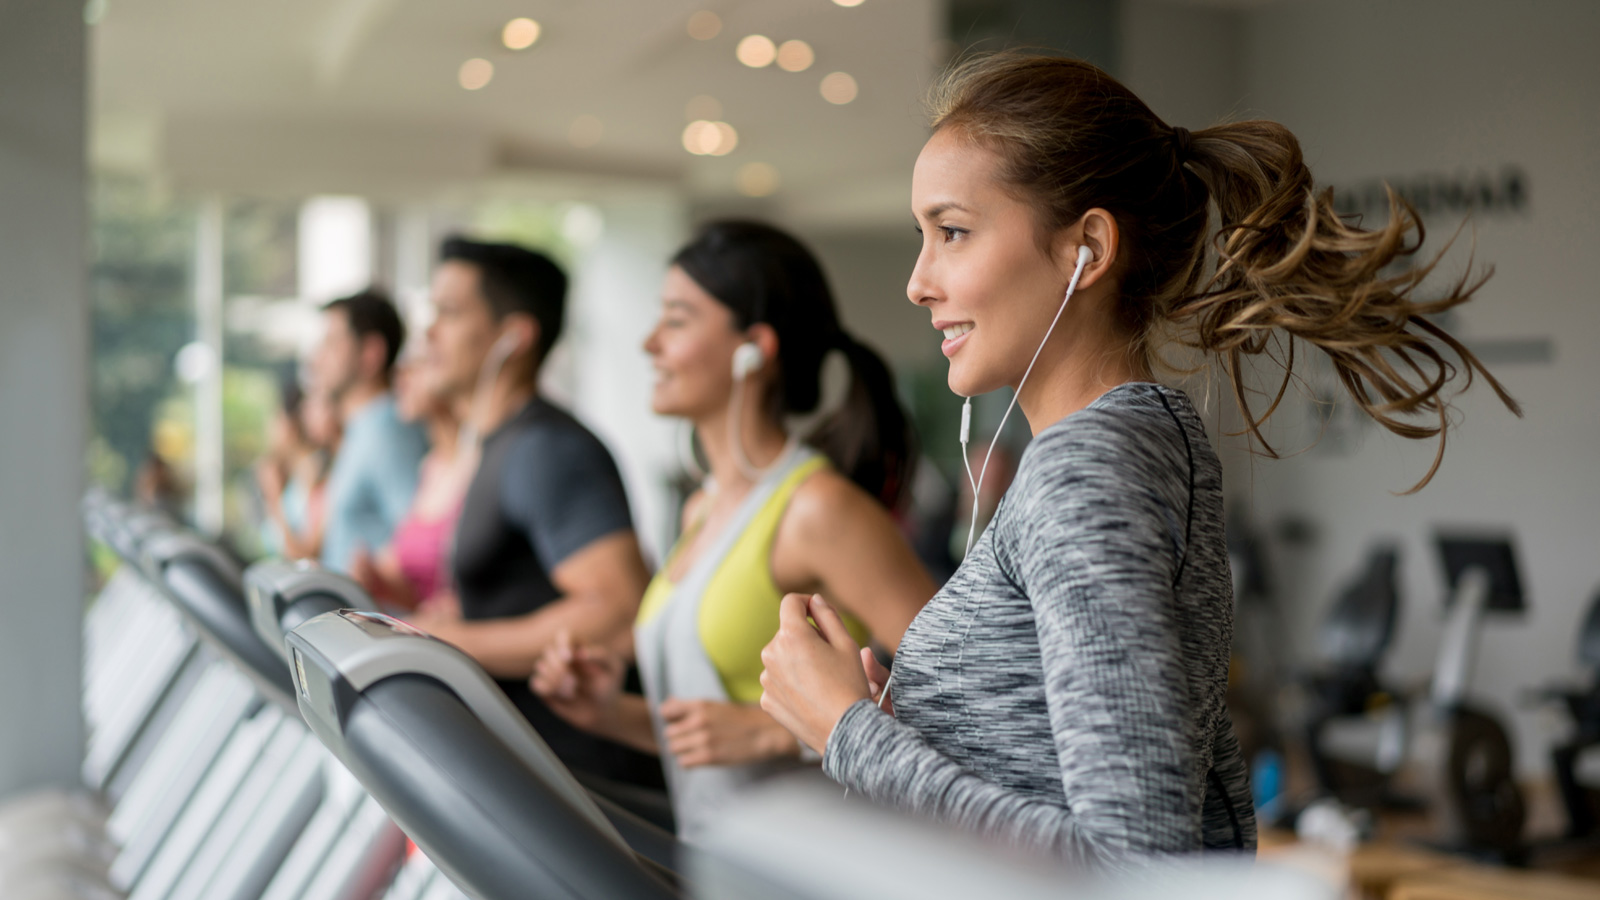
[532,221,935,840]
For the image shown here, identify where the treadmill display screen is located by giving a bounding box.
[337,609,430,639]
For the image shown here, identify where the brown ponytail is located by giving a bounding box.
[931,53,1520,491]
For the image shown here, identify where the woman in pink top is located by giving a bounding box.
[349,353,471,612]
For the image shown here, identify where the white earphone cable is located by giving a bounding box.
[961,246,1092,557]
[728,359,798,482]
[457,332,520,459]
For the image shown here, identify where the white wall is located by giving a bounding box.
[1126,0,1600,777]
[565,190,690,565]
[803,229,932,369]
[0,0,87,798]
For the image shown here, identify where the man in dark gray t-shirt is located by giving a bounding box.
[451,395,660,780]
[413,236,659,786]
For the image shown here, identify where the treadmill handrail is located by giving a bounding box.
[144,531,299,711]
[245,559,374,661]
[286,610,625,848]
[143,530,243,591]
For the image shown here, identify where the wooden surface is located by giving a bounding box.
[1388,865,1600,900]
[1348,842,1462,898]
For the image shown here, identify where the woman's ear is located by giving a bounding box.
[1060,208,1119,291]
[745,323,780,374]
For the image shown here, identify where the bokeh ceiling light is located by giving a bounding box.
[687,10,722,41]
[682,120,738,156]
[568,115,604,148]
[776,40,814,72]
[737,162,780,197]
[713,121,738,155]
[685,94,723,122]
[736,35,777,68]
[833,0,866,6]
[459,58,494,90]
[819,71,858,104]
[502,17,541,50]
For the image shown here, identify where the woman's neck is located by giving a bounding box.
[1017,333,1151,436]
[693,393,790,497]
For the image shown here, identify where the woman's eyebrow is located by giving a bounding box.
[919,201,972,219]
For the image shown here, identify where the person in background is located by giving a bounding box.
[258,383,340,560]
[531,221,935,840]
[310,288,427,573]
[135,449,187,523]
[348,352,470,613]
[409,236,659,787]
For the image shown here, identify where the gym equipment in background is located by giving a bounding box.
[1531,582,1600,842]
[1420,531,1527,858]
[1224,506,1292,823]
[1300,544,1409,809]
[286,608,683,900]
[1296,533,1529,861]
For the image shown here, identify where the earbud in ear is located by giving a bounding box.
[1076,245,1093,268]
[731,342,765,380]
[490,331,521,360]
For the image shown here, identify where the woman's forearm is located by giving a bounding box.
[592,693,658,755]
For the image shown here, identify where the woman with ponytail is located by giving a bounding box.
[759,54,1519,868]
[531,220,934,840]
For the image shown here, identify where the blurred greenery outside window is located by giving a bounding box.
[91,175,300,561]
[90,177,578,566]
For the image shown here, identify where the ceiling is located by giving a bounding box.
[91,0,942,227]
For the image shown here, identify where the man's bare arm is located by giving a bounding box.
[417,530,650,678]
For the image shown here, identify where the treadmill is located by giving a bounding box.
[133,537,411,900]
[691,780,1334,900]
[286,609,682,900]
[139,530,297,710]
[245,558,376,661]
[81,499,205,798]
[283,610,1336,900]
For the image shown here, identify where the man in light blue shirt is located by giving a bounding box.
[310,289,427,572]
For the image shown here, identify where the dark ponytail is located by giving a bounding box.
[812,333,915,509]
[672,221,915,507]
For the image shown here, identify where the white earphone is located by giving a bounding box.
[724,338,798,481]
[731,341,764,380]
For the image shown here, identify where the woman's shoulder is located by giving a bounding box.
[782,464,872,539]
[1024,383,1200,475]
[1000,384,1205,536]
[775,460,909,569]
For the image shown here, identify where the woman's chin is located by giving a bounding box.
[945,361,994,400]
[649,391,696,419]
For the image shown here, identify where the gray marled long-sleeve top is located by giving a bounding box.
[823,382,1255,868]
